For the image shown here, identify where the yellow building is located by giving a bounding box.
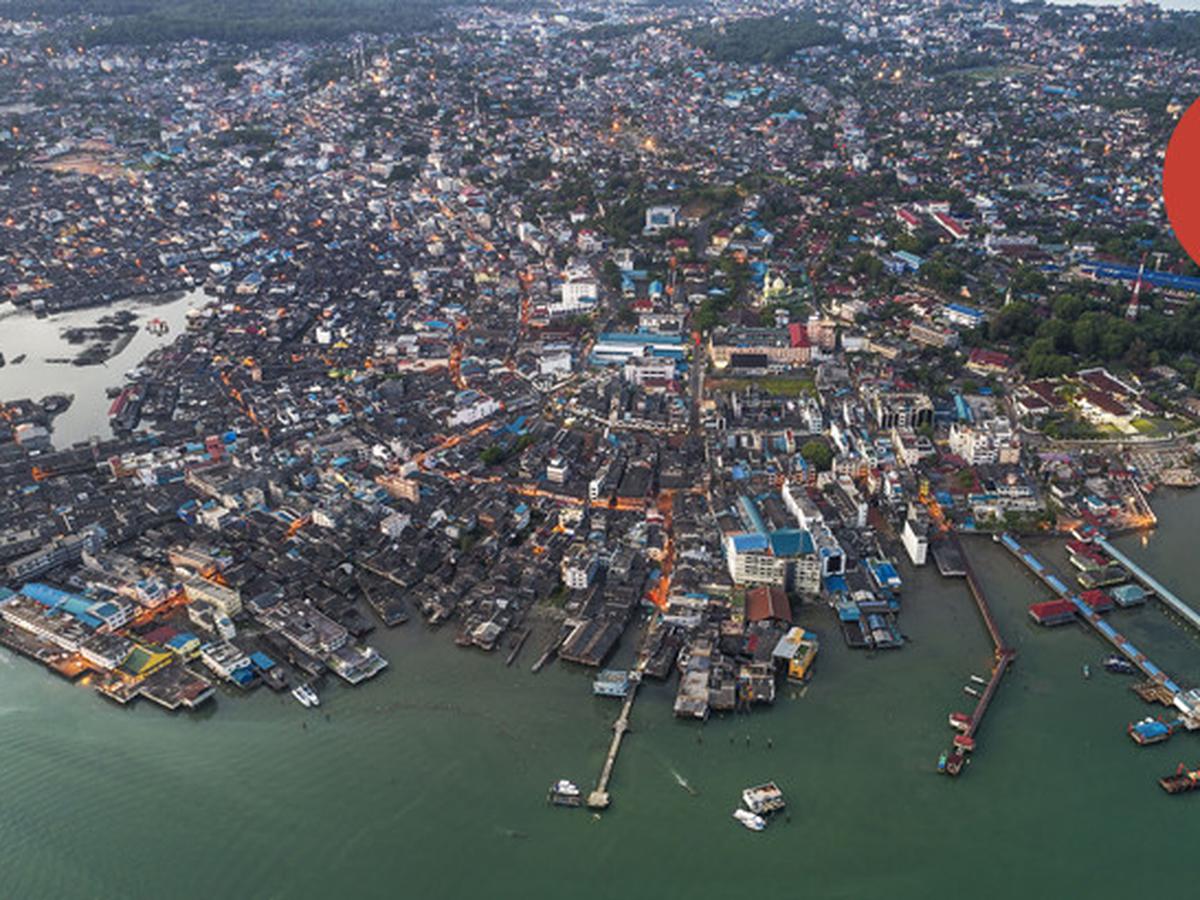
[772,627,819,682]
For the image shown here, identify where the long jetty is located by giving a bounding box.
[587,672,640,810]
[942,536,1015,776]
[997,532,1183,696]
[1095,537,1200,633]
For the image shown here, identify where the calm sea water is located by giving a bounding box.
[1,484,1198,898]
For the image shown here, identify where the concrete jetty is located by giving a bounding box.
[588,673,641,809]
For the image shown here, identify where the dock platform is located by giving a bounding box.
[997,533,1183,697]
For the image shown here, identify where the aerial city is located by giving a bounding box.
[3,0,1200,895]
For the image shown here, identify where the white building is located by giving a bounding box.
[562,544,598,589]
[623,356,676,388]
[949,418,1020,466]
[558,268,599,311]
[446,393,501,428]
[643,204,679,235]
[901,517,929,566]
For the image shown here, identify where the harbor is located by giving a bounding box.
[2,500,1200,899]
[0,290,203,447]
[998,531,1200,747]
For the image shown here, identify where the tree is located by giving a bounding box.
[990,301,1038,341]
[1052,293,1086,321]
[800,439,834,472]
[851,251,883,280]
[1071,312,1109,359]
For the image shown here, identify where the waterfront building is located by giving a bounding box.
[181,574,243,618]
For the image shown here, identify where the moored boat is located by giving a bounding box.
[1103,655,1136,675]
[291,683,319,708]
[1160,763,1200,794]
[1129,716,1173,746]
[548,779,582,807]
[742,782,785,815]
[732,808,766,831]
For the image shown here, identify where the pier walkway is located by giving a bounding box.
[587,671,641,810]
[998,533,1182,696]
[941,536,1015,776]
[1095,537,1200,633]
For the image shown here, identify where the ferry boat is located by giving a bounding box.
[732,809,767,832]
[1103,655,1137,675]
[742,782,786,815]
[291,683,320,708]
[1159,763,1200,794]
[548,779,582,807]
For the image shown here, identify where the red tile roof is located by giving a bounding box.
[746,586,791,623]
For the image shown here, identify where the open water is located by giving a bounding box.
[0,487,1198,898]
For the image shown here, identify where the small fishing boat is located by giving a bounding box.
[291,683,319,708]
[1103,655,1136,675]
[548,779,582,807]
[733,809,766,832]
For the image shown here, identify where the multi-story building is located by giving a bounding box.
[868,391,933,430]
[901,515,929,566]
[562,543,599,590]
[4,526,105,582]
[949,418,1020,466]
[709,328,811,369]
[181,573,243,618]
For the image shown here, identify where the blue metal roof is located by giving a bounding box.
[730,533,770,553]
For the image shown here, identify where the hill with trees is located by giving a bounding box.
[0,0,448,46]
[685,13,842,64]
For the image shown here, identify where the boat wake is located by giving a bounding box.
[672,769,698,796]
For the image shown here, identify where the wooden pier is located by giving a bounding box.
[531,624,568,673]
[505,628,531,667]
[588,672,640,810]
[942,535,1015,776]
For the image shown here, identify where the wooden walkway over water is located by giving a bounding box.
[941,536,1015,776]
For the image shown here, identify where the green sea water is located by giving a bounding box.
[2,492,1200,899]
